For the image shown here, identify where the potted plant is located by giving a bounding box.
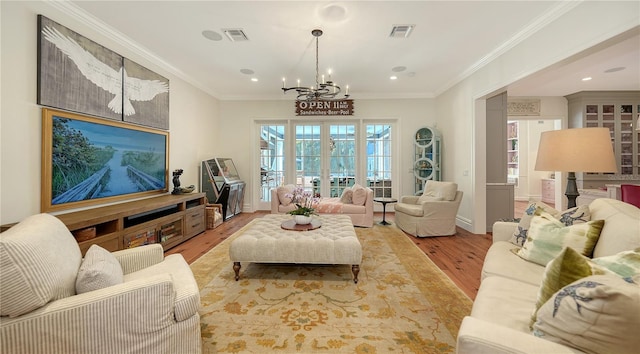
[285,187,319,224]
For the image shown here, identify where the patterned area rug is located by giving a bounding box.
[190,220,472,353]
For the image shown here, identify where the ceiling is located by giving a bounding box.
[66,1,639,101]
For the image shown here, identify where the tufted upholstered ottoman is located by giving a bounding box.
[229,214,363,283]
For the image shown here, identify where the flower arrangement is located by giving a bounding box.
[285,187,319,217]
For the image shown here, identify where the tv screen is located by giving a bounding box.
[41,108,169,212]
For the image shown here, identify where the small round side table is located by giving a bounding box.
[373,197,398,225]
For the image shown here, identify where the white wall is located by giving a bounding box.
[0,1,219,223]
[508,96,566,201]
[218,98,435,211]
[435,1,639,233]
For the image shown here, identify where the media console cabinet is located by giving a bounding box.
[2,193,207,255]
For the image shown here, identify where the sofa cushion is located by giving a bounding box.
[394,203,423,217]
[510,201,590,247]
[351,184,367,206]
[276,184,296,206]
[471,276,540,333]
[423,180,457,201]
[515,211,603,266]
[481,241,546,285]
[590,198,640,258]
[533,274,640,354]
[75,244,124,294]
[340,188,353,204]
[0,214,82,317]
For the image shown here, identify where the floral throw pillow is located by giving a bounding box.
[509,201,591,247]
[533,274,640,354]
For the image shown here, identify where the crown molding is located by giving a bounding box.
[434,0,582,97]
[44,0,220,99]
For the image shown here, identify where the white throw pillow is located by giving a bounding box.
[0,214,82,317]
[423,181,457,201]
[276,184,295,206]
[75,244,124,294]
[351,184,367,206]
[533,274,640,354]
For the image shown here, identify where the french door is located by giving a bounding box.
[257,121,394,210]
[295,123,356,198]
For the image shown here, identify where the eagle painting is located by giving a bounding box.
[38,16,169,129]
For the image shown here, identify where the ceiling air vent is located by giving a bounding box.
[389,25,415,38]
[222,28,249,42]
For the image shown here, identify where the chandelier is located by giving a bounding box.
[281,29,350,101]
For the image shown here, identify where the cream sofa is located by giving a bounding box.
[457,198,640,354]
[0,213,202,353]
[271,185,374,227]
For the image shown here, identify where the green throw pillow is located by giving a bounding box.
[509,202,591,247]
[529,247,640,329]
[529,247,611,328]
[515,211,603,266]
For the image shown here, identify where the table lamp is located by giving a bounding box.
[534,127,617,208]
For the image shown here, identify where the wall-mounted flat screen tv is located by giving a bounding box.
[41,108,169,212]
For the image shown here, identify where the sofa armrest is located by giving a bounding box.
[400,195,420,204]
[457,317,579,354]
[271,188,280,214]
[491,222,518,244]
[112,243,164,274]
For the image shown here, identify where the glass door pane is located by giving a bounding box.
[366,124,392,197]
[329,124,356,197]
[259,124,285,202]
[295,124,322,196]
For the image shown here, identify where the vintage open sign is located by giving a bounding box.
[295,99,354,116]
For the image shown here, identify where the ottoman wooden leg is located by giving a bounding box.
[233,262,241,281]
[352,264,360,284]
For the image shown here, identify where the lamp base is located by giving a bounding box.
[565,172,579,208]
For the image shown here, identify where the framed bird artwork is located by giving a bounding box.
[37,15,170,130]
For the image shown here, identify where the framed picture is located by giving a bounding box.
[42,108,169,212]
[123,58,170,130]
[37,15,123,121]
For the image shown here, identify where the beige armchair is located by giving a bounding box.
[0,213,201,353]
[395,181,463,237]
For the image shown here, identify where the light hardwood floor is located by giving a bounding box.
[166,211,493,300]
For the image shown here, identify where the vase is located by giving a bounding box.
[294,215,312,225]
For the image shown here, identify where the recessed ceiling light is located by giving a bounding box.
[320,4,348,23]
[582,77,592,81]
[391,66,406,72]
[390,76,398,80]
[251,78,258,82]
[604,66,626,73]
[202,30,222,41]
[240,69,255,75]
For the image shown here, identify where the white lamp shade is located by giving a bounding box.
[535,127,618,173]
